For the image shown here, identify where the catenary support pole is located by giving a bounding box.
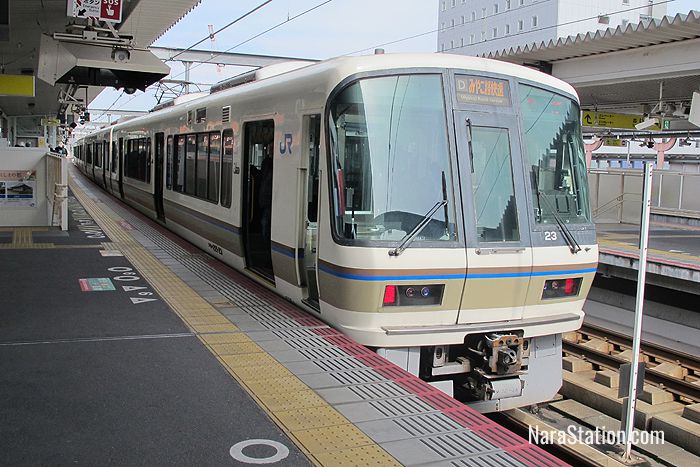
[622,161,653,461]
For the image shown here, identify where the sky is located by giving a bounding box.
[88,0,698,120]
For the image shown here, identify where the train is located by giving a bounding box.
[73,53,598,412]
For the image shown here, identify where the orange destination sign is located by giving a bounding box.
[455,75,511,106]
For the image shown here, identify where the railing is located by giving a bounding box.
[45,153,68,230]
[588,168,700,224]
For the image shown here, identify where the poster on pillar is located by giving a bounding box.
[0,170,37,207]
[67,0,123,23]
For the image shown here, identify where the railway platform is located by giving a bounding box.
[596,222,700,294]
[0,166,563,466]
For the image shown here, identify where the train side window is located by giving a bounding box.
[185,134,196,195]
[112,142,117,174]
[174,135,185,192]
[208,132,221,203]
[145,138,151,183]
[166,135,173,190]
[196,133,209,198]
[221,129,233,208]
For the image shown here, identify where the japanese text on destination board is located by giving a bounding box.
[455,76,510,106]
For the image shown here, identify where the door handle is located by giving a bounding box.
[475,247,525,255]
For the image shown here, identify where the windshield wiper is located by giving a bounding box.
[389,199,447,257]
[538,190,582,254]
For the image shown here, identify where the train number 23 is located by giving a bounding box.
[544,231,558,241]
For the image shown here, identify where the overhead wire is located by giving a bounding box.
[91,0,334,121]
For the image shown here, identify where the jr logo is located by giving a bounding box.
[279,133,292,155]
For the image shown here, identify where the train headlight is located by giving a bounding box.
[542,277,582,299]
[382,284,444,307]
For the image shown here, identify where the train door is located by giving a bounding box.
[301,115,321,307]
[118,137,124,199]
[154,132,165,221]
[454,111,532,323]
[110,140,117,194]
[241,120,275,281]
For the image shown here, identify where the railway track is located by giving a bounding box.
[563,323,700,403]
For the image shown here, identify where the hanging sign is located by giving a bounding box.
[67,0,123,23]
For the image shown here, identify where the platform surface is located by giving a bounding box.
[0,167,564,466]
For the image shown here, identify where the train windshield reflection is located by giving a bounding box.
[519,84,591,225]
[328,74,456,243]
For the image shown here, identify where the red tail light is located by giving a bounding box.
[564,278,575,295]
[383,285,397,305]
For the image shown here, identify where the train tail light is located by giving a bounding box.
[542,277,582,299]
[382,284,444,307]
[383,285,397,305]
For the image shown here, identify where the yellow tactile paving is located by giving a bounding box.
[199,333,251,345]
[220,353,280,369]
[256,391,328,412]
[293,424,377,453]
[275,406,353,431]
[244,377,310,396]
[314,446,401,467]
[68,176,398,466]
[210,341,264,356]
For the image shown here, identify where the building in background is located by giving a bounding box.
[437,0,667,56]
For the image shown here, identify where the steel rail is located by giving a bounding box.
[562,341,700,402]
[579,323,700,373]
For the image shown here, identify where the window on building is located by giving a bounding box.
[482,7,486,18]
[441,1,446,11]
[450,40,454,49]
[621,18,629,27]
[441,43,445,51]
[506,0,511,9]
[461,15,465,24]
[471,11,476,21]
[494,3,499,14]
[532,15,538,28]
[622,0,629,4]
[441,21,446,31]
[451,19,455,27]
[460,37,464,47]
[505,24,510,34]
[451,0,456,7]
[519,0,524,5]
[470,33,474,44]
[481,30,486,41]
[518,19,524,31]
[492,27,497,38]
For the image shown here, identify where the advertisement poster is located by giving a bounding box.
[0,170,36,207]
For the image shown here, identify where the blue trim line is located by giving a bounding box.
[319,265,597,282]
[271,244,304,259]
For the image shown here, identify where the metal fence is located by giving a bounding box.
[588,168,700,224]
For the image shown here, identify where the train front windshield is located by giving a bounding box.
[519,84,591,225]
[328,74,457,243]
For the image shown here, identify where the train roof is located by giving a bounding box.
[77,53,578,140]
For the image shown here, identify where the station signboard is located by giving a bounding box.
[67,0,123,23]
[0,75,35,97]
[581,111,661,131]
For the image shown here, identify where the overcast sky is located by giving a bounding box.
[89,0,698,119]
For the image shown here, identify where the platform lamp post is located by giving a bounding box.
[621,162,653,462]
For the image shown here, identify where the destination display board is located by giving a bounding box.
[455,75,511,107]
